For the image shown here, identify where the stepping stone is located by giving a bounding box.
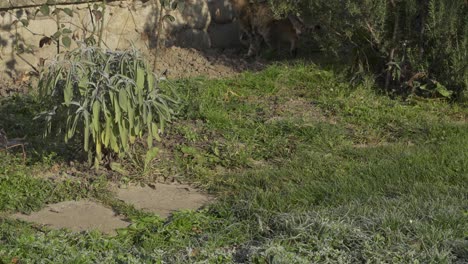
[114,183,211,218]
[12,200,129,235]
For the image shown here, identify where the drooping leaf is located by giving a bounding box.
[114,94,122,123]
[63,72,73,105]
[104,115,111,147]
[128,107,135,130]
[147,72,155,92]
[95,141,102,160]
[92,100,101,134]
[144,147,159,170]
[84,112,90,151]
[147,129,153,148]
[110,130,119,152]
[120,120,129,151]
[136,66,145,91]
[119,89,128,113]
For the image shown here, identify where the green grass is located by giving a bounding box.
[0,64,467,263]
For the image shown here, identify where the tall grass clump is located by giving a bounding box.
[36,45,179,166]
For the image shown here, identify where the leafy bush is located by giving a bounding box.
[36,46,179,166]
[269,0,467,98]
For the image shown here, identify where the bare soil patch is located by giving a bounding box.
[0,47,267,97]
[154,47,266,79]
[267,98,337,124]
[12,200,129,235]
[113,183,212,218]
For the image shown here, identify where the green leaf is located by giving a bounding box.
[120,121,129,150]
[39,5,50,16]
[20,19,29,27]
[96,141,102,161]
[144,147,159,170]
[84,113,90,151]
[128,107,135,130]
[110,131,119,152]
[63,8,74,17]
[159,116,165,133]
[147,72,154,92]
[92,100,101,135]
[52,31,62,40]
[435,82,453,98]
[65,115,73,143]
[110,162,129,175]
[78,76,89,94]
[136,66,145,92]
[151,122,161,141]
[64,73,73,105]
[114,95,122,123]
[104,116,111,147]
[62,28,73,34]
[62,36,72,48]
[119,89,128,113]
[147,130,153,148]
[68,114,80,140]
[134,119,141,136]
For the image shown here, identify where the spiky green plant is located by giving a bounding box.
[36,46,179,166]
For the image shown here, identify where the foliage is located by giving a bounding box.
[36,0,75,51]
[269,0,467,99]
[35,46,179,166]
[11,0,107,56]
[1,65,467,263]
[0,154,98,214]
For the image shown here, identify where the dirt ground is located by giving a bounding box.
[0,47,267,97]
[154,46,267,79]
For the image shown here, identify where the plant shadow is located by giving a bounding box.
[0,95,86,163]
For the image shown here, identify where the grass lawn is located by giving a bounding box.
[0,63,467,263]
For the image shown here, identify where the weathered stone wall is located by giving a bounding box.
[0,0,100,9]
[0,0,241,80]
[207,0,241,48]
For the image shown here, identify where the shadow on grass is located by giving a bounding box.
[0,95,86,163]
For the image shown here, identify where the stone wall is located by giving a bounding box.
[0,0,241,80]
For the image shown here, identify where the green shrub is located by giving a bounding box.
[36,46,179,166]
[269,0,467,98]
